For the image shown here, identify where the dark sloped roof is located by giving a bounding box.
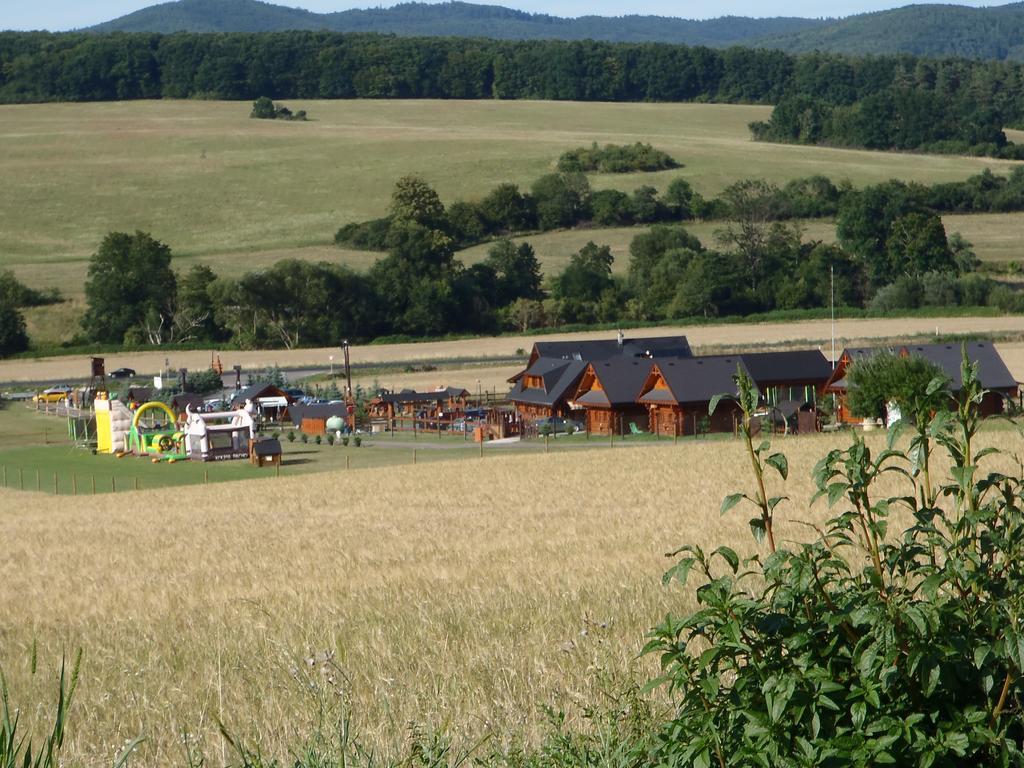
[576,358,655,407]
[231,383,292,407]
[508,358,587,407]
[170,393,204,411]
[379,387,469,404]
[739,350,832,386]
[532,335,691,362]
[126,386,153,402]
[640,356,754,404]
[839,342,1016,392]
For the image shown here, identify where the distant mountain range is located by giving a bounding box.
[84,0,1024,61]
[86,0,830,45]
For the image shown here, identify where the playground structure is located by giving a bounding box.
[126,401,189,462]
[182,404,255,462]
[93,395,257,462]
[94,394,133,454]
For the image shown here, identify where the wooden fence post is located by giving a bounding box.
[204,469,209,484]
[134,477,139,491]
[346,455,350,470]
[413,449,417,465]
[1,465,5,488]
[111,476,115,493]
[72,474,77,496]
[35,469,40,492]
[52,472,57,495]
[19,468,24,491]
[545,434,549,453]
[91,475,96,495]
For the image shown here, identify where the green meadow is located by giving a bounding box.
[4,98,1024,342]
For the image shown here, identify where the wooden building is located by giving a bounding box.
[524,333,692,368]
[740,350,832,406]
[824,342,1018,423]
[368,387,470,421]
[637,356,752,436]
[230,383,295,422]
[571,358,654,435]
[507,357,588,422]
[288,403,351,434]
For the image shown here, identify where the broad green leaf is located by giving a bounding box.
[749,517,767,543]
[708,393,727,416]
[713,546,739,572]
[766,452,789,480]
[720,493,744,516]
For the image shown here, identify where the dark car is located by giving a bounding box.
[109,367,136,379]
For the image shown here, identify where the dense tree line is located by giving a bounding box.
[5,30,1024,122]
[337,168,1024,257]
[750,89,1023,158]
[71,172,1024,353]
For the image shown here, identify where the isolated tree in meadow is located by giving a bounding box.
[82,231,176,344]
[389,175,447,230]
[0,304,29,357]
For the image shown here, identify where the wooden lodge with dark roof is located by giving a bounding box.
[571,358,655,435]
[525,333,692,368]
[824,341,1018,423]
[638,356,753,436]
[508,334,692,422]
[507,358,588,422]
[740,350,832,406]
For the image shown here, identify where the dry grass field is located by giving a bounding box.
[3,99,1022,306]
[4,315,1024,385]
[3,426,1021,767]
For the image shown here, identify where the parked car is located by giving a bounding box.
[35,385,73,403]
[109,367,136,379]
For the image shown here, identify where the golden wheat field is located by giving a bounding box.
[3,427,1022,767]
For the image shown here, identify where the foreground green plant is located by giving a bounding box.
[1,648,141,768]
[649,350,1024,767]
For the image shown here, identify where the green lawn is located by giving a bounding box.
[3,99,1021,304]
[0,401,739,495]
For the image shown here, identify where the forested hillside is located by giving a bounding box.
[4,30,1024,114]
[88,0,829,45]
[759,2,1024,61]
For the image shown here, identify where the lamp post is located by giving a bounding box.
[329,355,334,377]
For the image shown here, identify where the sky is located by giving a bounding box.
[0,0,1011,31]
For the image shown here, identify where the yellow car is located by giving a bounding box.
[35,385,73,403]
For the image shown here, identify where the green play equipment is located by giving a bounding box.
[126,401,189,462]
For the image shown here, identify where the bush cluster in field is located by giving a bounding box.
[555,142,680,174]
[249,96,307,121]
